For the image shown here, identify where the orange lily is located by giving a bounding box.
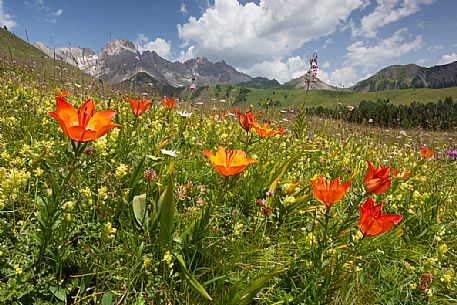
[310,176,351,207]
[202,146,257,177]
[161,97,177,109]
[125,97,152,117]
[211,112,226,121]
[420,146,435,158]
[54,89,70,97]
[363,160,391,195]
[357,197,402,237]
[49,96,120,143]
[393,169,412,180]
[251,122,285,138]
[235,110,255,133]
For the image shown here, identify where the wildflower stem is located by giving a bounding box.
[243,131,250,151]
[323,206,331,244]
[61,140,87,188]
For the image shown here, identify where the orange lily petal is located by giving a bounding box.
[420,146,435,158]
[357,197,402,237]
[251,122,285,138]
[49,97,120,143]
[54,89,70,97]
[203,146,257,177]
[87,110,118,130]
[126,97,152,117]
[161,97,177,109]
[364,160,391,194]
[78,99,96,127]
[310,176,351,207]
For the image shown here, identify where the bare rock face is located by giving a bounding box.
[34,38,253,87]
[33,41,98,74]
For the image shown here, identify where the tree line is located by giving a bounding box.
[306,97,457,130]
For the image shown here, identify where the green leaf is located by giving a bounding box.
[101,291,113,305]
[79,273,94,295]
[49,285,66,302]
[159,177,175,246]
[175,253,212,301]
[179,218,197,244]
[127,156,145,202]
[228,268,288,305]
[128,156,146,187]
[132,194,148,229]
[267,152,301,192]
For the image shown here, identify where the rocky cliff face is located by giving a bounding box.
[33,41,98,74]
[351,61,457,92]
[34,38,253,87]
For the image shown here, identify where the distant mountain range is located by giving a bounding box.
[34,38,256,88]
[31,38,457,93]
[351,61,457,92]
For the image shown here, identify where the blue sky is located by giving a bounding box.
[1,0,457,85]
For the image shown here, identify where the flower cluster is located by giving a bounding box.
[309,159,403,238]
[232,108,285,138]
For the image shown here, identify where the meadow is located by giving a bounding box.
[1,30,456,305]
[197,84,457,109]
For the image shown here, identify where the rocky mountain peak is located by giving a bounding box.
[33,37,257,87]
[196,56,210,63]
[99,38,137,57]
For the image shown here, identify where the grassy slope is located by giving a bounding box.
[0,27,44,59]
[0,27,95,87]
[244,87,457,108]
[201,84,457,109]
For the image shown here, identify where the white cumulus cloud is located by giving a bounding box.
[328,67,359,87]
[325,29,423,86]
[240,56,308,83]
[135,34,173,61]
[0,0,16,29]
[353,0,435,38]
[344,29,423,71]
[177,0,364,69]
[438,53,457,65]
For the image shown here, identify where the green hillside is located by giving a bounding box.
[0,27,47,60]
[351,62,457,92]
[197,84,457,109]
[0,27,96,89]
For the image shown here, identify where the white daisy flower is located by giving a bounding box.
[161,149,177,157]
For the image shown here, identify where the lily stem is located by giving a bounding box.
[61,141,87,188]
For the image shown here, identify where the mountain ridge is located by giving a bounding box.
[351,61,457,92]
[31,37,457,93]
[33,38,254,87]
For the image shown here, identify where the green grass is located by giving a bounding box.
[198,84,457,109]
[1,27,456,305]
[0,27,97,89]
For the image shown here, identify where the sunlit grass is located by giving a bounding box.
[0,53,456,305]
